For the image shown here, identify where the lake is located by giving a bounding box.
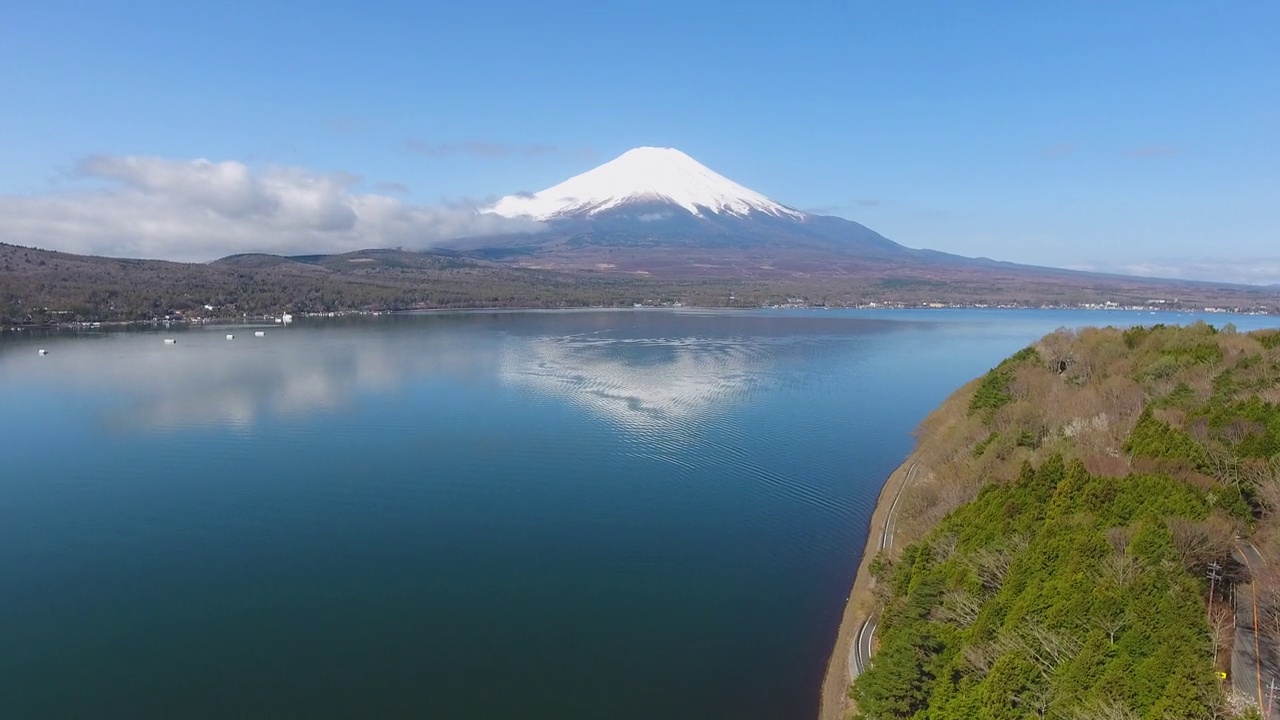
[1,309,1276,719]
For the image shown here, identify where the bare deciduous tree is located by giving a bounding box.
[1099,375,1145,422]
[970,536,1027,593]
[1071,697,1140,720]
[1094,609,1130,646]
[961,642,998,675]
[1207,448,1244,489]
[1207,604,1234,666]
[1101,551,1143,587]
[996,620,1083,677]
[929,533,958,563]
[1188,416,1212,444]
[1245,457,1280,515]
[934,589,982,628]
[1107,527,1133,555]
[1014,683,1054,719]
[1168,515,1235,572]
[1222,418,1262,446]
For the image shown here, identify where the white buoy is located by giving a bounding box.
[254,331,266,337]
[38,348,48,356]
[226,334,235,340]
[163,338,177,345]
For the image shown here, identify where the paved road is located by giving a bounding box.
[849,461,918,683]
[880,462,915,554]
[851,618,874,676]
[1233,543,1280,717]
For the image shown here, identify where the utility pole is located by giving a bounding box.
[1208,561,1224,618]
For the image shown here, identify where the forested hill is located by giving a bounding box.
[0,243,712,324]
[853,323,1280,719]
[3,241,1279,325]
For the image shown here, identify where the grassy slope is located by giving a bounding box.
[852,323,1280,719]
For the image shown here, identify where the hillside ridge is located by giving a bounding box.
[836,323,1280,718]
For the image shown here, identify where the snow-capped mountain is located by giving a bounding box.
[450,146,948,273]
[486,147,805,221]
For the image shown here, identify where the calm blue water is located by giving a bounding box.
[1,309,1275,718]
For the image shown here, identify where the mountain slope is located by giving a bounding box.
[458,147,975,268]
[845,324,1280,719]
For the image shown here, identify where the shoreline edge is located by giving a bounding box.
[817,453,919,720]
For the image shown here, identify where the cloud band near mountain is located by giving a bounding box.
[0,155,540,262]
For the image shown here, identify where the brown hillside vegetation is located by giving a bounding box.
[853,322,1280,719]
[0,243,752,323]
[896,323,1280,546]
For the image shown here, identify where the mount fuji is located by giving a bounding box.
[487,146,805,222]
[7,147,1275,322]
[446,147,930,272]
[435,149,1269,306]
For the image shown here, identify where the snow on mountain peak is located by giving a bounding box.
[486,146,805,221]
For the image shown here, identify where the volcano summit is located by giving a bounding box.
[455,147,909,266]
[487,146,804,221]
[444,147,1280,308]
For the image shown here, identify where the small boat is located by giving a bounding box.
[163,338,177,345]
[282,313,294,324]
[226,334,235,340]
[254,331,266,337]
[38,349,48,356]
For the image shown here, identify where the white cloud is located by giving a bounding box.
[1066,258,1280,286]
[0,155,540,262]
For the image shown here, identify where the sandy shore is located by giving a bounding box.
[817,454,919,720]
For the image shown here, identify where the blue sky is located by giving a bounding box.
[1,1,1276,281]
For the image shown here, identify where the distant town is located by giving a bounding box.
[6,298,1274,334]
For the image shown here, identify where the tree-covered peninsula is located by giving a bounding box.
[851,323,1280,719]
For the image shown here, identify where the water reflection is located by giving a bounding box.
[0,328,500,431]
[0,313,892,432]
[499,335,771,431]
[488,311,894,431]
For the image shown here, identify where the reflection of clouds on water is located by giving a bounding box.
[0,329,498,431]
[499,335,776,432]
[0,314,861,433]
[120,354,357,430]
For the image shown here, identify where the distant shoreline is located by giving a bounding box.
[817,453,920,720]
[6,303,1273,335]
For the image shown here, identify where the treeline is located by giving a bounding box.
[4,242,1278,325]
[852,322,1280,719]
[0,244,789,324]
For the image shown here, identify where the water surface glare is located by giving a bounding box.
[2,309,1276,718]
